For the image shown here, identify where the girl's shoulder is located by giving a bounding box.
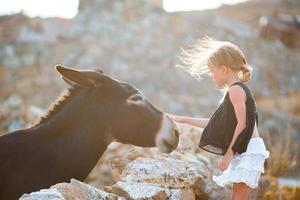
[228,83,247,104]
[228,82,256,105]
[230,82,252,94]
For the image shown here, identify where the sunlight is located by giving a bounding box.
[0,0,79,18]
[163,0,248,12]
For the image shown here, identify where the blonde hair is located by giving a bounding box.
[177,36,252,83]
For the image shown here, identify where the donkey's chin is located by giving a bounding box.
[156,139,178,153]
[155,114,180,153]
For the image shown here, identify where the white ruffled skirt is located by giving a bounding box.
[212,137,270,189]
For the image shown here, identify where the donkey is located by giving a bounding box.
[0,65,179,200]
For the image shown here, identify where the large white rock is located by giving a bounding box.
[19,189,65,200]
[111,181,168,200]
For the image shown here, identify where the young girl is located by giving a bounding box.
[167,37,270,200]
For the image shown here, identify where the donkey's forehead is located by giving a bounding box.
[103,74,142,96]
[116,81,141,94]
[94,69,104,74]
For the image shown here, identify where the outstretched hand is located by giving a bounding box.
[217,149,234,171]
[166,113,182,123]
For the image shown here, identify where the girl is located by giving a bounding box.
[167,37,270,200]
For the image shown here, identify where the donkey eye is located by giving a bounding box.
[129,94,143,101]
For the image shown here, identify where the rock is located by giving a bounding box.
[4,94,22,108]
[212,15,254,38]
[175,125,202,150]
[20,179,125,200]
[120,157,207,188]
[8,119,24,132]
[27,105,46,120]
[169,189,195,200]
[19,188,64,200]
[50,182,88,200]
[21,179,125,200]
[110,155,229,199]
[0,45,22,68]
[109,145,159,183]
[69,179,124,200]
[111,181,168,200]
[107,144,230,199]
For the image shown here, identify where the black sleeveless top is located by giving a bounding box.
[198,82,258,155]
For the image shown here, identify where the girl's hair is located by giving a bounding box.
[177,36,252,83]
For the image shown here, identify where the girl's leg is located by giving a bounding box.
[231,182,252,200]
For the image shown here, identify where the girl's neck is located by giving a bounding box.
[225,73,241,87]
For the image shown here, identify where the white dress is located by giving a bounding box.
[212,137,270,189]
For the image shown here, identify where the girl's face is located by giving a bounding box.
[208,61,226,87]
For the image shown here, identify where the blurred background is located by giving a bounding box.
[0,0,299,199]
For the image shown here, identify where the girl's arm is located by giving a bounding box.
[166,114,209,129]
[226,85,247,154]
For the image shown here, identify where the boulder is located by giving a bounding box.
[111,181,168,200]
[20,179,125,200]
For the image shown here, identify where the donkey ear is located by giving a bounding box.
[55,64,107,88]
[61,76,78,88]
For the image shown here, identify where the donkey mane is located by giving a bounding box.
[31,86,80,128]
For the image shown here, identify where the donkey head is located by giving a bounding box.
[55,65,179,153]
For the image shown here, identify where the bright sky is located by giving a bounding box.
[0,0,247,18]
[0,0,79,18]
[164,0,248,12]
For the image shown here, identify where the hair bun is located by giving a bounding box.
[240,65,250,73]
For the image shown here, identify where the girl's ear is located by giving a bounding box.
[220,65,228,73]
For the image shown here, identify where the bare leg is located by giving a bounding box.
[231,182,252,200]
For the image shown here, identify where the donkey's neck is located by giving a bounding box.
[32,87,107,137]
[30,87,111,157]
[27,89,110,180]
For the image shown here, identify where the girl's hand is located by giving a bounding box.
[166,114,183,123]
[217,149,234,171]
